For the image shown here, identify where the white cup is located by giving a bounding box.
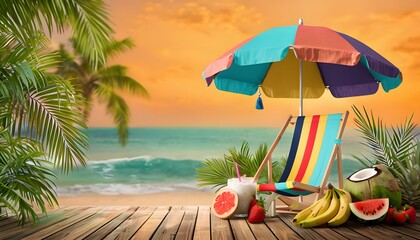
[227,177,257,217]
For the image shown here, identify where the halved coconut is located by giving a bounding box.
[344,164,401,208]
[348,167,380,181]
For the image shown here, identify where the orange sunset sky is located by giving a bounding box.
[55,0,420,127]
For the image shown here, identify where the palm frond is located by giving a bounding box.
[352,105,392,166]
[96,84,129,146]
[196,157,236,190]
[98,65,149,97]
[196,141,284,190]
[0,0,114,68]
[0,129,57,225]
[393,142,420,208]
[102,38,135,60]
[66,0,113,68]
[389,114,418,164]
[11,84,89,173]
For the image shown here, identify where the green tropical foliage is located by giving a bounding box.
[0,0,115,224]
[56,38,149,146]
[393,142,420,208]
[0,128,57,225]
[196,141,286,191]
[351,105,418,171]
[351,105,420,208]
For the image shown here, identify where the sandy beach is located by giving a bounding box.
[55,191,216,207]
[54,191,319,209]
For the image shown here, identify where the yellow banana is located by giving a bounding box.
[292,189,331,226]
[293,199,321,226]
[308,189,332,218]
[300,190,340,228]
[328,189,351,227]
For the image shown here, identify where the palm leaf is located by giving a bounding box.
[12,84,89,173]
[196,141,285,190]
[389,114,418,165]
[351,105,392,166]
[0,0,114,68]
[98,65,149,97]
[196,157,236,190]
[0,129,57,224]
[96,84,129,146]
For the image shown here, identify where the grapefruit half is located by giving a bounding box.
[212,188,238,219]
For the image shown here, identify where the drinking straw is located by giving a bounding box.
[235,162,242,182]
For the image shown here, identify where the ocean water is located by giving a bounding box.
[54,127,365,196]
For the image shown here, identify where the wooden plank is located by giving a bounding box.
[84,206,138,239]
[44,206,130,240]
[175,206,198,240]
[210,211,234,240]
[279,214,325,239]
[344,220,417,240]
[103,206,156,240]
[151,206,185,240]
[404,222,420,232]
[131,206,171,240]
[0,207,90,240]
[193,206,211,240]
[265,216,301,240]
[0,206,72,228]
[331,227,370,240]
[229,218,255,240]
[19,206,103,240]
[311,228,347,240]
[247,220,277,240]
[378,224,420,239]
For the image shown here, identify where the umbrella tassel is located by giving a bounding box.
[256,90,264,110]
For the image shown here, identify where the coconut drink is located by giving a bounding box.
[344,164,402,208]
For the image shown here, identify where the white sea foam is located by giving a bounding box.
[55,183,212,196]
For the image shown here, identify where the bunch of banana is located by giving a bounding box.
[293,184,352,227]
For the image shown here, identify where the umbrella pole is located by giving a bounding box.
[299,59,303,116]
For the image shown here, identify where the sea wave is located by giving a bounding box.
[55,157,204,186]
[54,154,363,195]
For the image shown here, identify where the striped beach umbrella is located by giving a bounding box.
[202,19,402,115]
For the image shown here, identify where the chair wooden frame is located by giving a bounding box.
[252,111,349,214]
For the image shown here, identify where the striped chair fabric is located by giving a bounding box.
[258,113,343,196]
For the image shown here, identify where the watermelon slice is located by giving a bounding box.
[349,198,389,221]
[212,188,238,219]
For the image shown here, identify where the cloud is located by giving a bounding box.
[395,35,420,53]
[137,1,263,34]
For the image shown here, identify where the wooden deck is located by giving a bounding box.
[0,206,419,239]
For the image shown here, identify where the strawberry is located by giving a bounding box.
[248,204,265,223]
[401,204,416,224]
[385,207,396,224]
[248,198,258,215]
[393,210,408,225]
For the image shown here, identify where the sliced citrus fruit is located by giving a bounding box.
[211,187,238,219]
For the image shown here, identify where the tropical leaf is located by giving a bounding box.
[393,142,420,208]
[0,129,57,225]
[196,157,236,190]
[196,141,286,190]
[352,105,392,166]
[0,0,118,225]
[96,84,129,146]
[10,83,89,173]
[352,105,420,208]
[56,37,149,145]
[98,65,149,97]
[0,0,114,68]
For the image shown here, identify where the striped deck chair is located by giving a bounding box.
[252,111,349,214]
